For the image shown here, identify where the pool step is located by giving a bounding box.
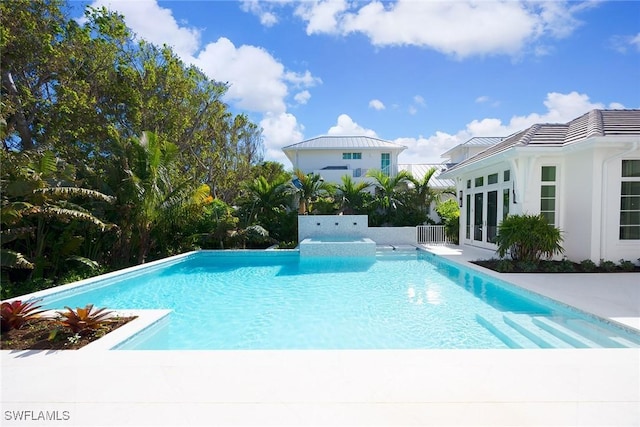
[531,317,603,348]
[475,314,538,348]
[502,314,574,349]
[563,318,640,348]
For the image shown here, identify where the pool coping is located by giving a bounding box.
[2,246,639,426]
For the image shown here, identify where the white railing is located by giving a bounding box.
[416,225,448,245]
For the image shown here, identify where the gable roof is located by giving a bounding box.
[282,135,407,151]
[442,109,640,174]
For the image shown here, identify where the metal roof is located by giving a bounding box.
[282,135,407,151]
[442,109,640,174]
[398,163,455,189]
[441,137,504,157]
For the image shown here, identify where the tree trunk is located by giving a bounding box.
[1,69,34,150]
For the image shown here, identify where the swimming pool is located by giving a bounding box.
[35,250,640,350]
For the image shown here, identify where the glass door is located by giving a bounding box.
[487,190,498,243]
[474,193,483,242]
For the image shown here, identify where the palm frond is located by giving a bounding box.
[0,249,34,269]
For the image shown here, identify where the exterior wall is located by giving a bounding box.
[452,140,640,264]
[298,215,417,245]
[288,148,400,186]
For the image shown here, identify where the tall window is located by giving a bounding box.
[540,166,556,225]
[381,153,390,175]
[503,189,510,220]
[620,160,640,240]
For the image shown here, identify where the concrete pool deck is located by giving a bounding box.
[2,245,639,426]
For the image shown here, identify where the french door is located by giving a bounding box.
[469,190,499,247]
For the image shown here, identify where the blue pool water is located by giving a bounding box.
[38,251,640,350]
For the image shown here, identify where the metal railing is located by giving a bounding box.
[416,225,448,245]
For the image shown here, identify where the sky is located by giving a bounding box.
[76,0,640,167]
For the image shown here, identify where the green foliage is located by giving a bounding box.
[618,259,636,272]
[580,259,597,272]
[495,214,564,262]
[598,259,617,272]
[1,299,47,332]
[57,304,113,334]
[435,198,460,244]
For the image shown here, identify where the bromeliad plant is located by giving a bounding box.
[1,299,47,332]
[58,304,113,335]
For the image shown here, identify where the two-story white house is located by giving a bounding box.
[440,109,640,264]
[282,136,406,188]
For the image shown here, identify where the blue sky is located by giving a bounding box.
[78,0,640,166]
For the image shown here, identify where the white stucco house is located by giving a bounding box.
[440,109,640,264]
[282,136,406,188]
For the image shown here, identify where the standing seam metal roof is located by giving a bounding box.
[282,135,407,151]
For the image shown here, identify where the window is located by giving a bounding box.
[342,152,362,160]
[503,189,510,220]
[474,177,484,187]
[620,160,640,240]
[352,152,362,160]
[504,170,510,182]
[466,179,471,189]
[540,166,556,225]
[342,153,352,160]
[488,173,498,185]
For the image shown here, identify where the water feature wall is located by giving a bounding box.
[298,215,417,246]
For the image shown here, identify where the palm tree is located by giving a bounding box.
[108,131,209,264]
[292,169,333,214]
[334,175,371,214]
[366,169,411,223]
[407,167,438,218]
[1,150,115,278]
[242,175,290,224]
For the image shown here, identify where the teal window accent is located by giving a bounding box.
[352,152,362,160]
[381,153,390,175]
[342,153,352,160]
[620,160,640,240]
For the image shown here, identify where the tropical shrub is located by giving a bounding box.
[1,299,47,332]
[435,198,460,244]
[495,214,564,262]
[619,259,636,272]
[580,259,597,272]
[58,304,113,334]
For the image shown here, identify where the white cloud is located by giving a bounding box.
[194,38,289,114]
[240,1,279,27]
[260,112,305,166]
[413,95,425,106]
[294,90,311,105]
[327,114,377,137]
[369,99,385,110]
[296,0,593,58]
[398,91,622,164]
[610,32,640,53]
[475,96,490,104]
[85,0,201,59]
[295,0,349,35]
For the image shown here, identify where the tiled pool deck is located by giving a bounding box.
[2,245,639,426]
